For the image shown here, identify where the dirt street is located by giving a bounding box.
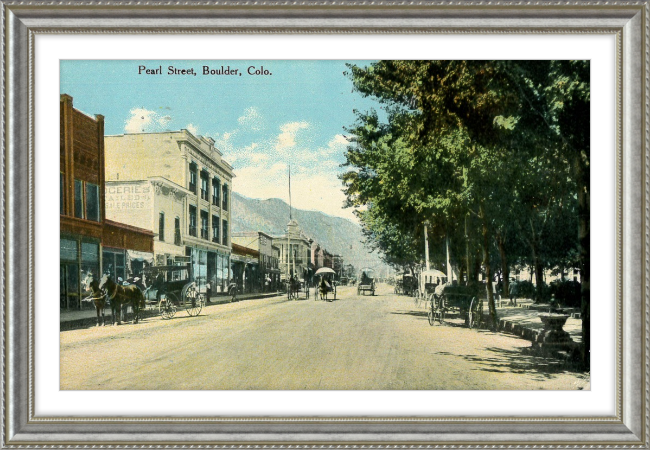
[60,284,589,390]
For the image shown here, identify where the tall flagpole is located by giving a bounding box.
[287,165,291,283]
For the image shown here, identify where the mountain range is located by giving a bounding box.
[231,192,385,272]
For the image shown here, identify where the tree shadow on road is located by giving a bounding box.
[390,310,429,318]
[441,345,587,382]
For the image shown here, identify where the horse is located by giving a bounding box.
[98,274,145,325]
[81,273,107,326]
[319,278,331,301]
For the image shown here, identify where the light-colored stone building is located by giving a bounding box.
[272,220,313,282]
[105,130,235,293]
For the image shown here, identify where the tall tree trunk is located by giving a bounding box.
[529,218,545,302]
[496,232,510,297]
[480,204,497,330]
[575,152,590,369]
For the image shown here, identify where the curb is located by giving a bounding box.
[61,293,284,331]
[60,308,160,331]
[497,317,581,364]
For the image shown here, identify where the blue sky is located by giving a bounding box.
[61,60,383,222]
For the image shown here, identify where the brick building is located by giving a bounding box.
[60,94,153,310]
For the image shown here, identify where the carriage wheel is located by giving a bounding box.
[413,291,421,308]
[428,310,435,326]
[186,293,203,317]
[185,286,203,317]
[159,293,177,320]
[468,298,477,329]
[438,309,445,324]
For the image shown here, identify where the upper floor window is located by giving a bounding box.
[74,179,84,219]
[73,180,101,222]
[222,185,228,211]
[200,171,209,201]
[222,219,228,245]
[189,205,197,237]
[159,212,165,242]
[212,215,220,243]
[174,217,181,245]
[212,178,220,206]
[85,183,100,222]
[200,210,209,240]
[189,163,198,194]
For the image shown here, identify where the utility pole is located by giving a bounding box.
[423,221,430,271]
[446,235,452,282]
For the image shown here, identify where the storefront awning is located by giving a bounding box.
[127,250,154,263]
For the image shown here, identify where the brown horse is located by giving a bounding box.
[82,274,107,326]
[99,274,145,325]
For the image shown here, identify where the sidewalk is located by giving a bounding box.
[60,291,284,331]
[483,298,583,360]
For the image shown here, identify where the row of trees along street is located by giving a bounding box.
[340,61,590,367]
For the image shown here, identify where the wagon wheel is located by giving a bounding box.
[427,309,435,326]
[184,285,203,317]
[438,296,446,324]
[159,292,177,320]
[468,297,477,329]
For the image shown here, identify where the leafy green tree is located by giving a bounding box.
[342,60,588,351]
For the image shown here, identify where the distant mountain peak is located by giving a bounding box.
[231,191,384,271]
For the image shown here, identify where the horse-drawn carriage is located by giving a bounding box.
[287,277,310,300]
[357,269,376,296]
[394,273,417,296]
[142,264,206,319]
[426,284,480,328]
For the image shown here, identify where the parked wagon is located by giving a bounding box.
[142,264,206,319]
[357,268,376,296]
[426,284,480,328]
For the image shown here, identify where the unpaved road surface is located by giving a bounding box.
[60,284,590,390]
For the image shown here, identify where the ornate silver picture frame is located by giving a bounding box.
[3,0,646,446]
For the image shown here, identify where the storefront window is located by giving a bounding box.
[81,242,100,286]
[103,249,126,281]
[60,239,78,261]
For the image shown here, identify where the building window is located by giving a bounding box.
[189,163,197,193]
[189,205,197,237]
[212,215,220,243]
[174,217,181,245]
[222,219,228,245]
[159,212,165,242]
[74,179,84,219]
[200,210,209,240]
[85,183,100,222]
[222,185,228,211]
[200,172,209,201]
[212,178,220,206]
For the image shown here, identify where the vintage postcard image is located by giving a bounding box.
[59,60,590,390]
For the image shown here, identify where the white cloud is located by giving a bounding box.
[124,108,174,134]
[237,107,264,132]
[186,123,199,135]
[276,121,309,151]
